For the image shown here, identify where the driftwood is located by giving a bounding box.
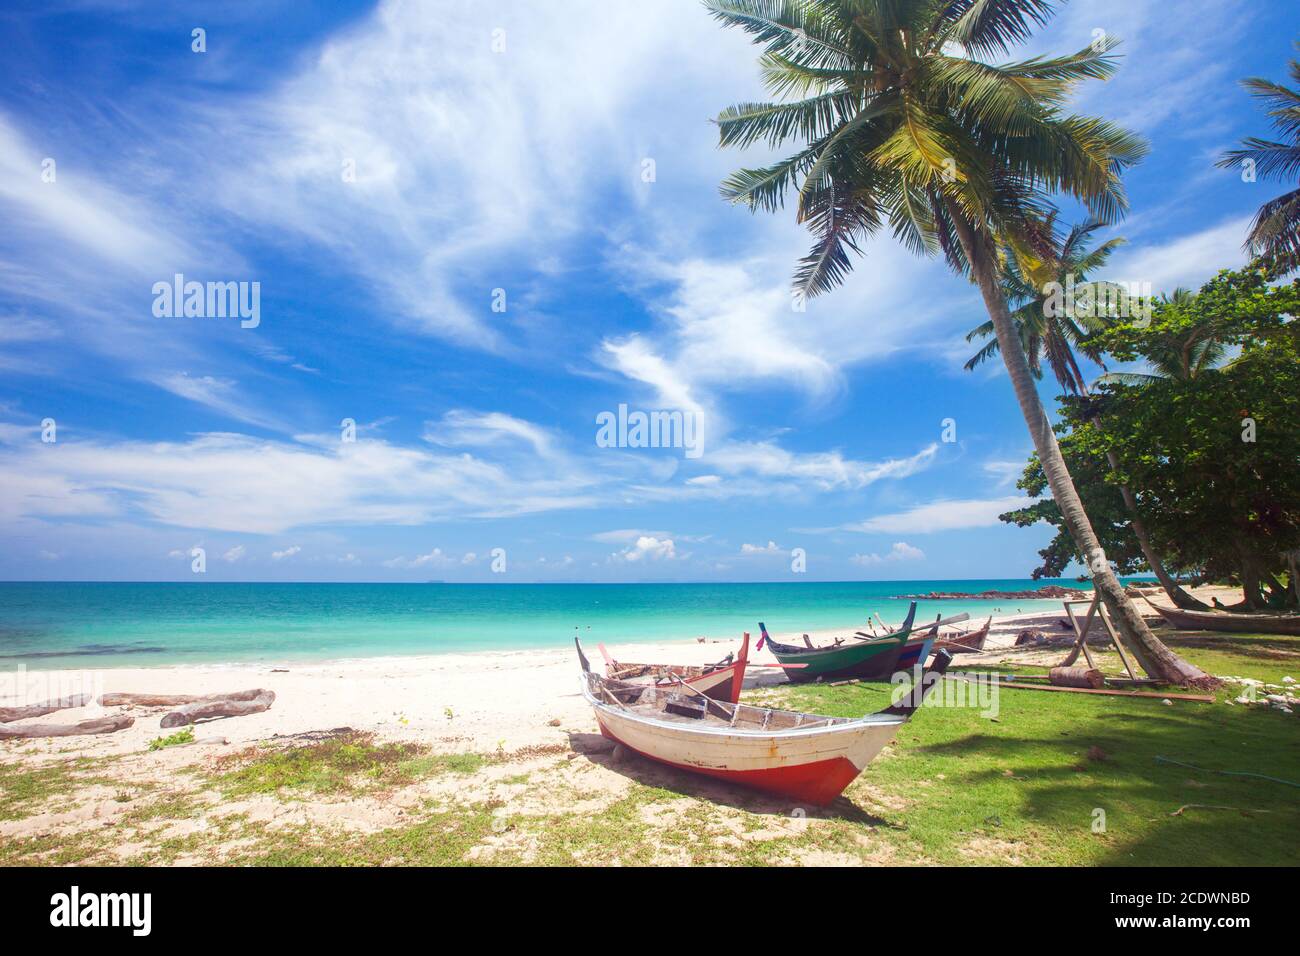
[99,688,270,708]
[99,692,202,707]
[0,715,134,739]
[0,693,92,723]
[160,689,275,728]
[1050,666,1105,689]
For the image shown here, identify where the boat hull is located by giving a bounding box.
[1149,602,1300,636]
[760,602,919,683]
[592,709,902,805]
[896,636,935,671]
[769,638,907,682]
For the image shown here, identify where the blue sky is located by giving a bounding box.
[0,0,1294,583]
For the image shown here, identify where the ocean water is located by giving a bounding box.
[0,580,1100,669]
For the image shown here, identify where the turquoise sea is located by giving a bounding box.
[0,580,1102,669]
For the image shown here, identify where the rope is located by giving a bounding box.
[1155,755,1300,789]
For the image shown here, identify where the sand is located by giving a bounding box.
[0,586,1239,761]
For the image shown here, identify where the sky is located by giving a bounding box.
[0,0,1294,583]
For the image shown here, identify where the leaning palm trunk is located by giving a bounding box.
[952,216,1211,685]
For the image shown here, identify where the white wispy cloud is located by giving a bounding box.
[851,541,926,565]
[1108,217,1251,294]
[0,427,603,534]
[382,548,454,570]
[844,496,1033,535]
[152,373,287,432]
[706,442,939,491]
[424,410,558,459]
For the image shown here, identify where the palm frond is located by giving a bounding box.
[715,91,863,148]
[757,52,861,98]
[939,0,1058,60]
[1219,140,1300,181]
[1095,371,1160,387]
[963,335,1002,371]
[720,146,820,211]
[704,0,857,71]
[1244,186,1300,269]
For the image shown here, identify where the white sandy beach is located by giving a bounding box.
[0,604,1142,759]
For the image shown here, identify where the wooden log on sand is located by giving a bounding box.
[160,689,275,728]
[98,692,202,707]
[0,715,134,739]
[0,693,92,723]
[99,688,270,708]
[1050,666,1105,689]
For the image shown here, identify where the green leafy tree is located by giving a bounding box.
[965,218,1204,607]
[708,0,1208,682]
[1008,267,1300,608]
[1218,48,1300,274]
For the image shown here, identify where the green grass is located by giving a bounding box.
[754,631,1300,866]
[209,732,490,798]
[0,755,126,821]
[1,631,1295,866]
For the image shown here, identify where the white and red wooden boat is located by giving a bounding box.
[596,632,750,703]
[576,638,953,806]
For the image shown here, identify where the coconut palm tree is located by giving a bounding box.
[1095,290,1233,385]
[964,223,1206,608]
[1218,50,1300,274]
[709,0,1209,684]
[963,216,1120,394]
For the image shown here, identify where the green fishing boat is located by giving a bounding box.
[757,602,919,683]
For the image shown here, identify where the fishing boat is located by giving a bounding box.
[595,632,750,703]
[896,615,941,670]
[756,602,917,683]
[934,616,993,655]
[577,638,954,805]
[1145,600,1300,636]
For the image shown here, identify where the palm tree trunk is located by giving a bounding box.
[949,212,1212,686]
[1104,449,1207,610]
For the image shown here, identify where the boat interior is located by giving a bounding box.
[579,646,953,732]
[605,652,733,682]
[587,672,861,730]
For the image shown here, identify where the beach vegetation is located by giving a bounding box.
[708,0,1202,683]
[210,732,490,797]
[963,218,1203,609]
[1003,265,1300,607]
[1,630,1296,866]
[0,755,125,821]
[148,727,195,751]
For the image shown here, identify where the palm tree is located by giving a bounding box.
[1094,291,1232,385]
[965,223,1208,608]
[709,0,1209,684]
[1218,50,1300,274]
[963,216,1119,394]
